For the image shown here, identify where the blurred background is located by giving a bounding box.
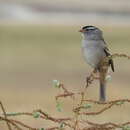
[0,0,130,129]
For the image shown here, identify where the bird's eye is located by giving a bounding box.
[85,28,94,32]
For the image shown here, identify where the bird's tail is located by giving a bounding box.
[99,67,108,102]
[99,79,106,102]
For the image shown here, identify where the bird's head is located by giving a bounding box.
[79,25,103,40]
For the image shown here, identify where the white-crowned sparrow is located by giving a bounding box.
[79,25,114,102]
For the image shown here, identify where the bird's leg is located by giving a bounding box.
[86,69,99,87]
[92,68,101,80]
[93,74,100,80]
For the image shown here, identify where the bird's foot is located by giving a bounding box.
[86,69,100,87]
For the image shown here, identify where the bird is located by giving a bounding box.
[79,25,114,102]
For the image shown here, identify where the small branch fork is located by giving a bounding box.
[0,53,130,130]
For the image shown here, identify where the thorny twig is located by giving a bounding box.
[55,83,75,100]
[0,101,12,130]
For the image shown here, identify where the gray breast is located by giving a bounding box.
[82,39,106,68]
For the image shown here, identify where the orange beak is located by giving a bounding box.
[79,29,85,32]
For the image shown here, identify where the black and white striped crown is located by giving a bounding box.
[82,25,97,30]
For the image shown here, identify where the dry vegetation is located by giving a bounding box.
[0,53,130,130]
